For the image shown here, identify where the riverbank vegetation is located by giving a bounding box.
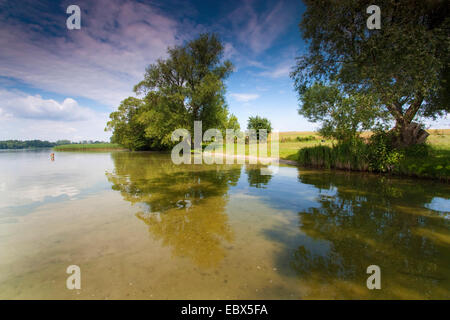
[296,136,450,181]
[53,143,124,151]
[0,140,57,149]
[0,140,108,150]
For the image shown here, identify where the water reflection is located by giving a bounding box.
[288,171,450,299]
[245,165,273,188]
[106,152,242,268]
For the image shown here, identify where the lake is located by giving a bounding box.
[0,149,448,299]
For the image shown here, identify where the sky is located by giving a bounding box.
[0,0,448,142]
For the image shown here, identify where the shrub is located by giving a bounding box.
[367,132,404,172]
[296,135,316,142]
[402,143,430,157]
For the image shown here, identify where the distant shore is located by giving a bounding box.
[53,143,125,151]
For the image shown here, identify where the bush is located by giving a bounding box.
[296,135,316,142]
[402,143,430,157]
[367,132,403,172]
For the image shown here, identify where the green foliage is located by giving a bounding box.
[107,33,236,150]
[247,116,272,140]
[298,139,370,171]
[299,83,387,141]
[291,0,449,146]
[296,135,316,142]
[395,148,450,180]
[366,132,403,172]
[53,143,123,151]
[0,140,55,149]
[226,114,240,131]
[106,97,157,151]
[0,140,98,149]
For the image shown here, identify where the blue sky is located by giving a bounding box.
[0,0,447,141]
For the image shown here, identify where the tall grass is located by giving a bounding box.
[298,140,450,181]
[298,141,370,171]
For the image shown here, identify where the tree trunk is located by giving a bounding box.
[388,95,428,147]
[391,121,429,147]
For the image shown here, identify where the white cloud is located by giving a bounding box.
[0,89,110,141]
[0,89,95,121]
[230,93,260,102]
[0,114,111,142]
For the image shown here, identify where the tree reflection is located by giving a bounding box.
[106,152,241,268]
[291,171,450,299]
[245,164,273,188]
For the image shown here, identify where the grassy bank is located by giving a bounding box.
[293,130,450,181]
[53,143,125,151]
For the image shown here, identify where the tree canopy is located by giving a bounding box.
[106,33,236,150]
[299,83,388,141]
[106,97,155,150]
[247,115,272,139]
[291,0,449,146]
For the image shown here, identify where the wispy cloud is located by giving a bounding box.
[228,0,296,54]
[257,63,292,78]
[230,93,260,102]
[0,0,180,107]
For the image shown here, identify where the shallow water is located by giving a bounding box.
[0,149,448,299]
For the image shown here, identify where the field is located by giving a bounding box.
[53,143,124,151]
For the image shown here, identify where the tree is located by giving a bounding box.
[247,116,272,140]
[226,114,240,131]
[106,97,157,150]
[291,0,449,146]
[133,33,234,148]
[300,83,388,141]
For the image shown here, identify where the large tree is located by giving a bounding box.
[291,0,449,146]
[247,115,272,140]
[107,33,234,149]
[134,33,234,146]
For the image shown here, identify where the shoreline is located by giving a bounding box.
[202,151,298,166]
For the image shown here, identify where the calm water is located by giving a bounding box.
[0,149,449,299]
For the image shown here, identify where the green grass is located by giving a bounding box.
[291,129,450,181]
[394,148,450,180]
[53,143,124,151]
